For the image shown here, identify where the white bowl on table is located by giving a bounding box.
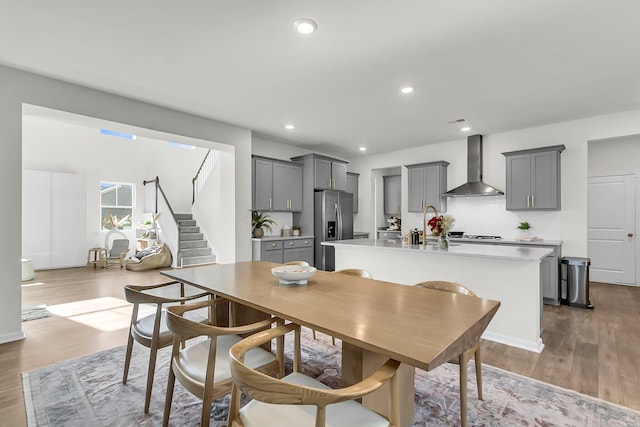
[271,265,317,285]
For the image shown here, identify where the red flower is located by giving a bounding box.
[428,215,443,234]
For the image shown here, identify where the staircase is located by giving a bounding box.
[175,213,216,267]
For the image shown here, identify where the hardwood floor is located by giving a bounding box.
[1,267,638,426]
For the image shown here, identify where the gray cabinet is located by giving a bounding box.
[311,156,348,190]
[346,172,359,213]
[503,145,565,211]
[383,175,401,214]
[539,247,560,305]
[406,161,449,213]
[378,230,401,239]
[252,157,302,212]
[273,162,303,211]
[282,238,314,265]
[253,158,273,211]
[253,238,314,266]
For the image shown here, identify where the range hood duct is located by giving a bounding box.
[445,134,504,197]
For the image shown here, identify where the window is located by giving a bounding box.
[100,182,134,230]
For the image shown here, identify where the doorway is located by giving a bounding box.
[587,135,640,286]
[587,174,636,285]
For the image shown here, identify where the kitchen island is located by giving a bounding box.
[323,238,553,352]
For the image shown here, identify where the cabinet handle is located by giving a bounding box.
[304,240,308,244]
[271,243,277,247]
[526,195,530,207]
[628,233,634,237]
[290,242,294,246]
[531,195,534,207]
[269,198,272,209]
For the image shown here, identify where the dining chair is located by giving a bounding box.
[123,281,211,414]
[163,298,281,427]
[284,260,310,266]
[414,280,483,427]
[227,322,401,427]
[312,268,374,344]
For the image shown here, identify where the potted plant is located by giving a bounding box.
[251,211,276,238]
[518,221,532,232]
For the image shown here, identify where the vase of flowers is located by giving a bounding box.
[428,214,455,249]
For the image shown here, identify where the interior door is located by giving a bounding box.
[588,175,636,285]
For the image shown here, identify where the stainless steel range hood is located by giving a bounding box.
[444,134,504,197]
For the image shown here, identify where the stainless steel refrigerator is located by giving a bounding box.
[314,190,353,271]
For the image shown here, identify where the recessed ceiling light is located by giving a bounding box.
[285,124,295,130]
[400,86,414,94]
[294,19,318,35]
[359,147,367,151]
[461,126,471,132]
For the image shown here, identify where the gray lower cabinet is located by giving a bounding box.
[378,230,401,239]
[383,175,401,215]
[253,238,314,266]
[346,172,359,213]
[503,145,565,211]
[406,161,449,213]
[539,248,560,305]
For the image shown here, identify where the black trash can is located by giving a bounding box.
[560,257,594,309]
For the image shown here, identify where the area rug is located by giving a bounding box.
[21,305,52,322]
[23,329,640,426]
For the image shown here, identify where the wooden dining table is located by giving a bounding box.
[161,261,500,427]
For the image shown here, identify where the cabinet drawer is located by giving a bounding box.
[283,239,314,249]
[264,241,283,250]
[378,231,401,239]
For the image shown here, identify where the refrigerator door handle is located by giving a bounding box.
[335,202,342,240]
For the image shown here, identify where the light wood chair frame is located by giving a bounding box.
[227,322,401,427]
[414,280,483,427]
[163,298,282,427]
[123,281,212,413]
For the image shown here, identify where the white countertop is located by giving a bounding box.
[436,236,562,247]
[252,235,314,242]
[323,238,553,262]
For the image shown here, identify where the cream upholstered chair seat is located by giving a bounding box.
[174,334,276,385]
[227,323,400,427]
[238,371,391,427]
[132,309,206,340]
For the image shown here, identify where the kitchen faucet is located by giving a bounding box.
[422,205,438,247]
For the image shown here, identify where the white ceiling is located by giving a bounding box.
[2,1,640,157]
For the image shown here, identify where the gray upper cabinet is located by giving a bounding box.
[406,161,448,212]
[273,162,303,211]
[252,156,303,212]
[346,172,359,213]
[383,175,401,214]
[503,145,565,211]
[253,158,273,211]
[310,156,348,190]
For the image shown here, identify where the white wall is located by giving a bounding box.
[22,115,210,258]
[588,134,640,176]
[0,64,252,344]
[350,109,640,257]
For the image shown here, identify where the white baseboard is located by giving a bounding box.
[482,331,545,353]
[0,330,26,344]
